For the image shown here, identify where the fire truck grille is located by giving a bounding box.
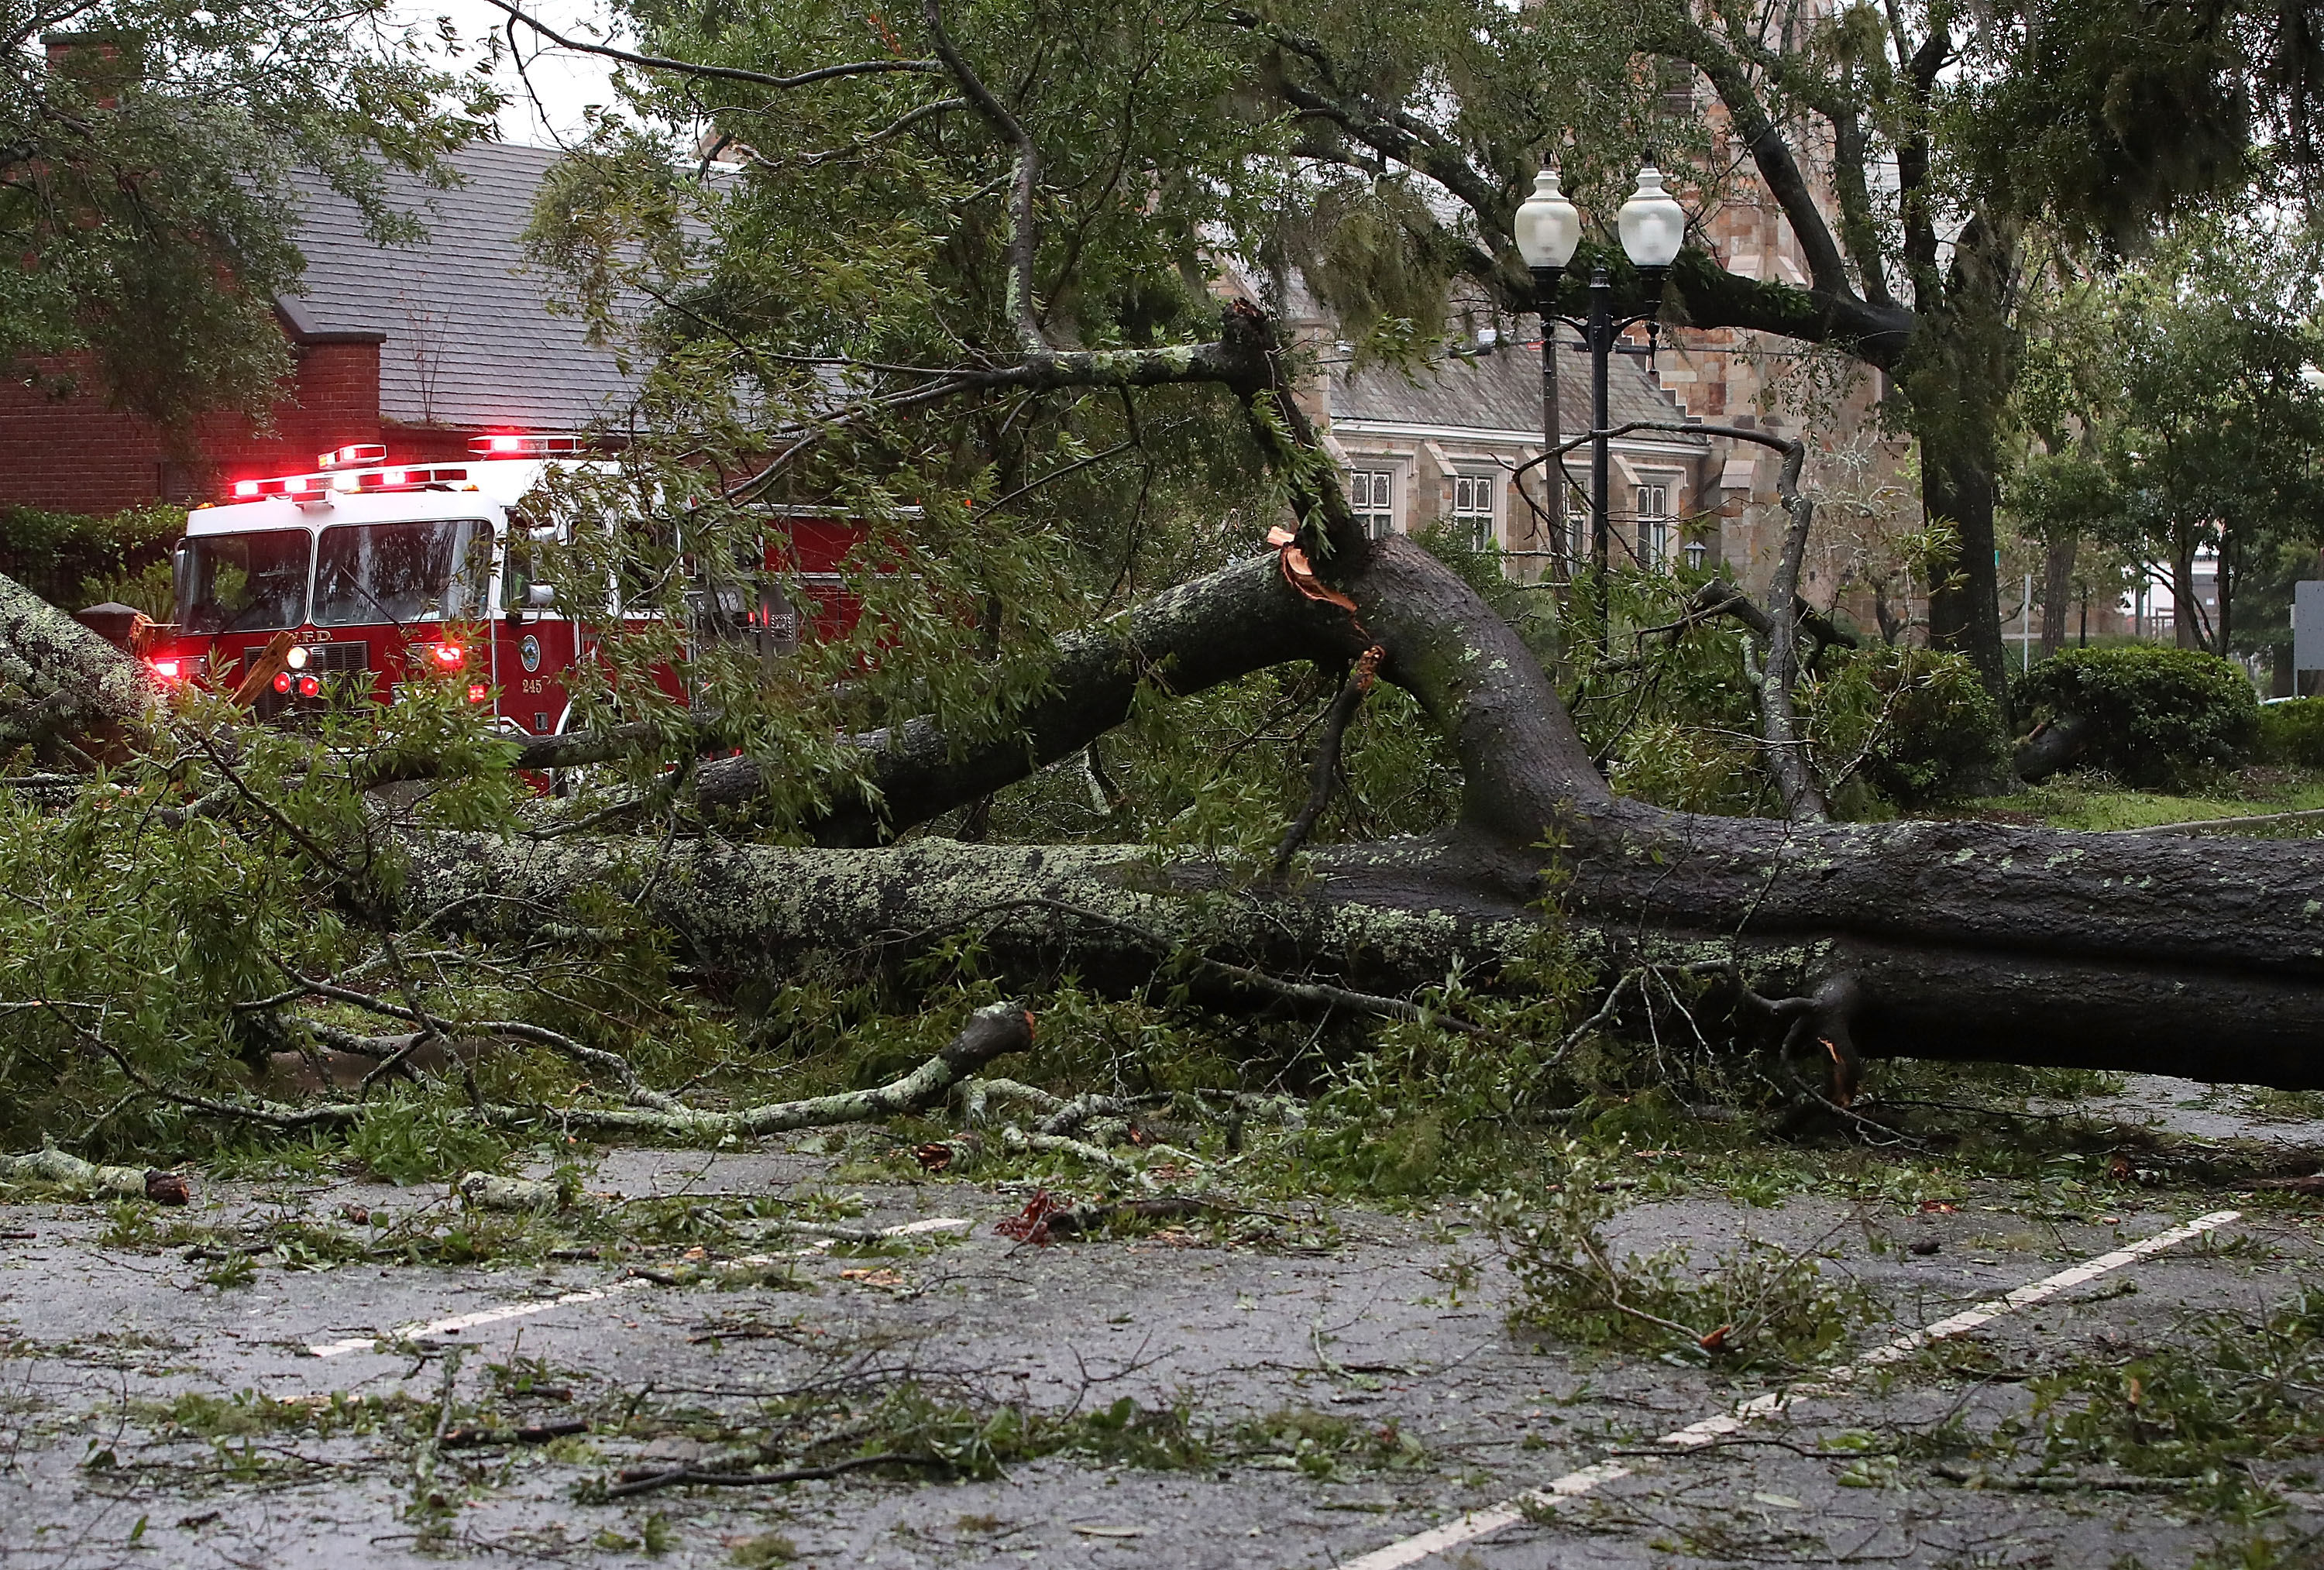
[301,641,370,674]
[242,640,368,675]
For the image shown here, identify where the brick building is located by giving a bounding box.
[0,143,637,517]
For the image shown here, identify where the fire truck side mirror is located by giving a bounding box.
[526,582,557,609]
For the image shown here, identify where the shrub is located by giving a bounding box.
[1808,644,2007,806]
[1606,718,1765,814]
[0,503,183,617]
[2014,644,2258,788]
[2257,696,2324,768]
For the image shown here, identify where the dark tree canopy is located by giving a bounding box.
[2,0,499,425]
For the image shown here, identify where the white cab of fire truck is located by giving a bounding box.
[159,435,613,737]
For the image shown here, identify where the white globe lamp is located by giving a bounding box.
[1514,164,1581,299]
[1617,165,1685,288]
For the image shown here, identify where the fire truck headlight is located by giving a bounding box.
[285,645,309,670]
[272,672,293,694]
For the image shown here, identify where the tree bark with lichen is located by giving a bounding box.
[404,534,2324,1092]
[10,520,2324,1099]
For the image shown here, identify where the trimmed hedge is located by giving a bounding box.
[0,504,183,620]
[2014,644,2258,787]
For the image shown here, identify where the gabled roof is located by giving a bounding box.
[279,143,638,431]
[1332,330,1705,448]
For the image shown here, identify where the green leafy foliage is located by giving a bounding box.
[1490,1143,1879,1368]
[2016,644,2260,787]
[3,1,499,425]
[0,673,542,1154]
[2257,696,2324,768]
[343,1100,509,1187]
[2003,216,2324,666]
[2029,1287,2324,1513]
[1807,644,2008,806]
[0,503,182,615]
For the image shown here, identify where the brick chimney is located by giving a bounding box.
[42,29,143,106]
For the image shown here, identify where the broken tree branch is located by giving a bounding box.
[0,1143,188,1204]
[480,1001,1035,1139]
[1274,644,1383,873]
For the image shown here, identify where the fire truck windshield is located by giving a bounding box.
[312,520,486,627]
[181,531,313,634]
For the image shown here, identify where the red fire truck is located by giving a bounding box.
[143,435,862,737]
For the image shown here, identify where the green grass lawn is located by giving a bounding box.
[1970,769,2324,833]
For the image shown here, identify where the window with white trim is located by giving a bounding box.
[1348,469,1397,539]
[1452,472,1496,551]
[1635,480,1674,566]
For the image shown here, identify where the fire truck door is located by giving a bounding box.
[493,533,578,736]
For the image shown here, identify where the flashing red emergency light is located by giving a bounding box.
[297,675,321,699]
[318,443,387,471]
[466,683,488,703]
[351,467,466,490]
[430,641,465,669]
[227,466,467,501]
[468,434,584,458]
[272,672,293,694]
[230,474,332,500]
[147,656,184,682]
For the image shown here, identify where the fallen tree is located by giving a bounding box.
[383,531,2324,1094]
[8,0,2324,1133]
[9,510,2324,1098]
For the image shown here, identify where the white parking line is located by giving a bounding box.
[1341,1209,2242,1570]
[304,1215,976,1359]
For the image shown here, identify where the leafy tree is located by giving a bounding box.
[2006,216,2324,665]
[2107,222,2324,658]
[1215,0,2319,723]
[2,0,501,427]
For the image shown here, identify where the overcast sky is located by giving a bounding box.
[396,0,626,147]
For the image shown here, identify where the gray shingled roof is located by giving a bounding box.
[1332,330,1703,445]
[281,143,637,431]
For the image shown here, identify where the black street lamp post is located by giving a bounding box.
[1514,165,1686,586]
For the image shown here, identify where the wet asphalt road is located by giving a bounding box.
[3,1076,2322,1569]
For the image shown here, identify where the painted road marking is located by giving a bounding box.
[305,1216,976,1359]
[1341,1209,2242,1570]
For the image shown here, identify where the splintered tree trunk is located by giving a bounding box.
[0,572,155,761]
[11,545,2324,1092]
[404,538,2324,1091]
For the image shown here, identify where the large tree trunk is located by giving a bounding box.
[405,793,2324,1091]
[0,572,155,761]
[2040,530,2075,659]
[12,542,2324,1094]
[406,537,2324,1090]
[1923,438,2011,722]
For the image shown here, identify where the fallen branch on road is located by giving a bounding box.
[478,1001,1036,1139]
[0,1144,190,1204]
[606,1451,944,1499]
